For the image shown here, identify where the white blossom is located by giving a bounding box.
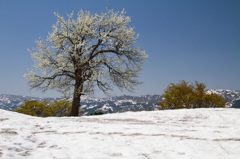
[25,9,147,113]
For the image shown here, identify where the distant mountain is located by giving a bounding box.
[0,94,37,111]
[0,94,163,115]
[207,89,240,107]
[0,94,60,111]
[81,95,163,115]
[0,89,239,115]
[232,99,240,108]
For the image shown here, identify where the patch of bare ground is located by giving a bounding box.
[0,128,18,135]
[103,118,155,124]
[0,118,8,122]
[0,151,2,158]
[213,138,240,141]
[86,131,240,142]
[139,153,151,159]
[18,150,31,157]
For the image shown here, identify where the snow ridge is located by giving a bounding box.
[0,108,240,159]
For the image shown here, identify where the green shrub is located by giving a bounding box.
[14,99,73,117]
[159,80,226,109]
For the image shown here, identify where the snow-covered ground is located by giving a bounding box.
[0,108,240,159]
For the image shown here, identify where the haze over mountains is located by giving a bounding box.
[0,89,240,115]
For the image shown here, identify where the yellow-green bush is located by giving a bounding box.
[14,99,72,117]
[159,80,226,109]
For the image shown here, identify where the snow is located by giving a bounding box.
[0,108,240,159]
[102,104,113,111]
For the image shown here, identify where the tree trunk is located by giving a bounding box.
[70,67,83,116]
[70,88,81,116]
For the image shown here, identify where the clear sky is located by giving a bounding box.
[0,0,239,98]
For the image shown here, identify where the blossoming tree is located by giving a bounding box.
[25,9,147,116]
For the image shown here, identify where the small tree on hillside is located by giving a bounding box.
[14,100,51,117]
[160,80,195,109]
[25,9,147,116]
[14,99,72,117]
[159,80,226,109]
[192,81,207,108]
[204,94,226,108]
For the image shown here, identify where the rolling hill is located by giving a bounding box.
[0,108,240,158]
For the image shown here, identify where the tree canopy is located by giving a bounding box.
[159,80,226,109]
[25,9,147,116]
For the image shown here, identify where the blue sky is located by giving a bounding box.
[0,0,239,98]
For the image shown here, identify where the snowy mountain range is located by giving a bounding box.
[0,89,240,115]
[207,89,240,108]
[0,94,162,115]
[81,95,162,115]
[0,94,61,111]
